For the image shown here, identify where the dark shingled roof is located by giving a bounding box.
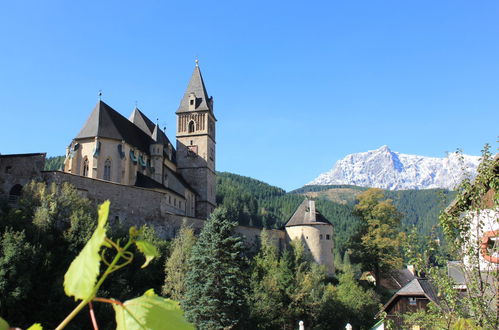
[378,278,439,317]
[285,199,333,227]
[129,107,156,135]
[76,101,154,152]
[151,124,169,145]
[177,65,213,114]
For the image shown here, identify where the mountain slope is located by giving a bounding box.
[308,145,480,190]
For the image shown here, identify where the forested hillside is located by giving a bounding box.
[216,172,360,253]
[43,155,65,171]
[218,174,456,252]
[290,184,455,238]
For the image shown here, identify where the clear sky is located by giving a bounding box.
[0,1,497,191]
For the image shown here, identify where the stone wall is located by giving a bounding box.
[0,153,46,198]
[41,170,284,247]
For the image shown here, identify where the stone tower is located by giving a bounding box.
[176,62,216,219]
[285,199,334,275]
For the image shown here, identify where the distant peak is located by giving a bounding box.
[377,145,391,152]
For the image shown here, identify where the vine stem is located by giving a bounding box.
[55,239,134,330]
[89,301,99,330]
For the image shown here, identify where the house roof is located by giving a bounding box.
[285,199,333,227]
[76,101,155,153]
[129,107,156,135]
[177,64,214,115]
[378,278,438,317]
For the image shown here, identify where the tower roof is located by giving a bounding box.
[151,123,169,145]
[76,101,154,152]
[177,64,213,113]
[285,199,332,227]
[129,107,156,135]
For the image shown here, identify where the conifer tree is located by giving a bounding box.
[162,226,196,300]
[182,207,249,329]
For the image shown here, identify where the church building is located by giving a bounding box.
[63,61,216,219]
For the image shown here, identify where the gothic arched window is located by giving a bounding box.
[82,157,89,177]
[104,159,112,181]
[188,121,195,133]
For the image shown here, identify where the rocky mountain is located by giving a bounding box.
[308,145,481,190]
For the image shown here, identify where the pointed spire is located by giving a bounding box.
[177,62,213,113]
[129,107,155,135]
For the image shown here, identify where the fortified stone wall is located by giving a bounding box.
[0,154,289,254]
[0,153,46,197]
[41,171,284,247]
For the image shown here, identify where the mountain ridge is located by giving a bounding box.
[308,145,480,190]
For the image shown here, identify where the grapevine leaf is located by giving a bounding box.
[135,240,159,268]
[113,289,194,330]
[27,324,43,330]
[0,317,9,330]
[64,201,110,300]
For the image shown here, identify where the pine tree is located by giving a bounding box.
[162,226,196,300]
[182,207,249,329]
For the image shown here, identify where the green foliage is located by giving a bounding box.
[349,188,405,290]
[0,316,9,330]
[162,226,196,300]
[64,201,110,300]
[182,207,249,329]
[0,181,172,329]
[43,156,65,171]
[404,146,499,330]
[113,289,194,330]
[335,266,380,328]
[248,234,379,329]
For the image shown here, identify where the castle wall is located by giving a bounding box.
[0,153,46,197]
[286,224,334,274]
[40,170,283,247]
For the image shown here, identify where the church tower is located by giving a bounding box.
[176,61,216,219]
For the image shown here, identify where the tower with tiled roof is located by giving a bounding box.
[285,199,334,274]
[176,60,217,219]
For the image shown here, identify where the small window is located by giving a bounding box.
[409,297,417,306]
[82,158,89,177]
[103,159,112,181]
[320,234,323,240]
[306,236,309,240]
[169,195,171,204]
[188,121,195,133]
[174,198,176,207]
[190,99,194,105]
[5,166,12,174]
[179,201,182,209]
[326,234,330,240]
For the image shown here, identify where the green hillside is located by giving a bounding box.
[44,155,65,171]
[216,172,360,252]
[290,184,456,238]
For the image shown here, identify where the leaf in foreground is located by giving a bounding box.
[113,289,194,330]
[135,240,160,268]
[27,324,43,330]
[0,317,9,330]
[64,201,110,300]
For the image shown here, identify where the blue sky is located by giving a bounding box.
[0,1,498,191]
